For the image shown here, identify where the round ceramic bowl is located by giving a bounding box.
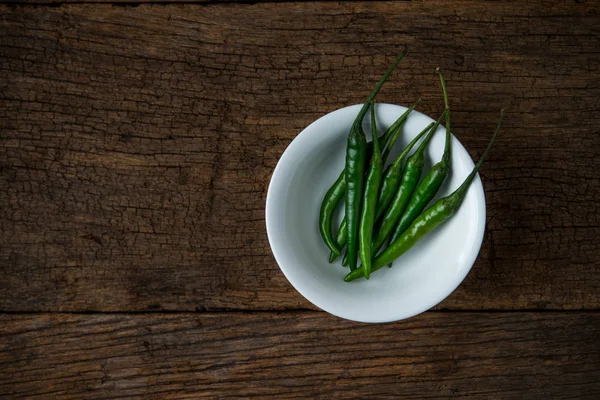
[266,104,485,323]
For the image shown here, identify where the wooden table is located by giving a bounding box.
[1,1,599,398]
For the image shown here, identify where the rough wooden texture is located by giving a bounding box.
[3,0,400,3]
[0,312,598,399]
[6,0,212,3]
[1,1,599,312]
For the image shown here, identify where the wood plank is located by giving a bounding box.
[8,0,213,3]
[0,312,598,399]
[1,2,599,311]
[3,0,408,3]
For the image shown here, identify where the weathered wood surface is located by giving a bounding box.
[7,0,211,3]
[1,1,599,312]
[0,312,598,399]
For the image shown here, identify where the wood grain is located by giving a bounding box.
[2,0,410,3]
[1,2,599,311]
[0,312,598,399]
[6,0,212,3]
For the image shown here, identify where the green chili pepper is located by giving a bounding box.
[344,110,504,282]
[344,52,407,271]
[340,121,435,267]
[319,51,407,258]
[344,120,367,271]
[319,171,345,257]
[387,68,452,268]
[358,104,384,279]
[370,111,447,256]
[328,100,421,264]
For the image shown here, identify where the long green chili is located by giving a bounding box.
[358,104,384,279]
[319,51,407,258]
[344,52,407,271]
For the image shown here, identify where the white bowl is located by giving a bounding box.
[266,104,486,323]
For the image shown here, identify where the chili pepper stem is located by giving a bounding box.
[444,109,504,213]
[437,67,452,165]
[353,51,408,131]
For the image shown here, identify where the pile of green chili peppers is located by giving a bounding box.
[318,52,504,282]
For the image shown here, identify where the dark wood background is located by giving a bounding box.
[1,0,599,398]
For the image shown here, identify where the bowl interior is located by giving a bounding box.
[266,104,485,323]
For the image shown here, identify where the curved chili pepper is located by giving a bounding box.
[319,171,345,257]
[340,121,435,266]
[319,51,407,258]
[328,100,421,264]
[369,111,447,256]
[344,110,504,282]
[387,68,452,268]
[358,104,384,279]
